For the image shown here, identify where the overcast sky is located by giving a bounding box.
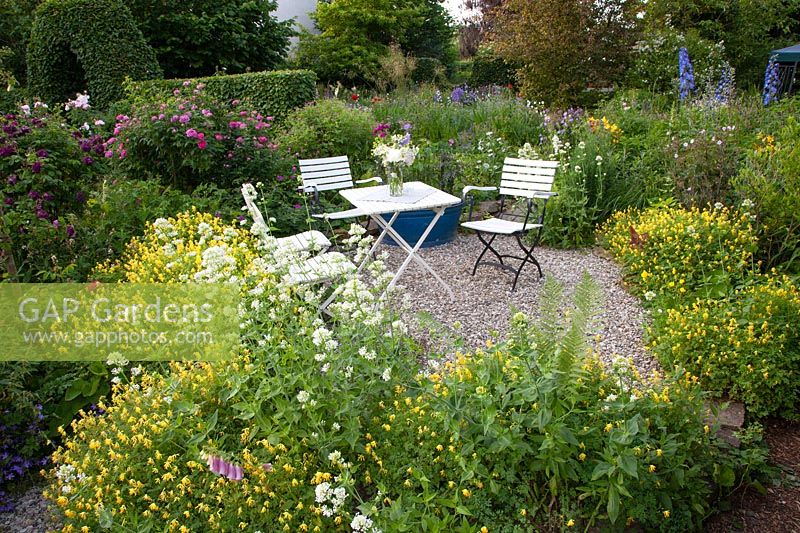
[444,0,473,21]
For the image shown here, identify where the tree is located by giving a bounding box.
[122,0,294,78]
[0,0,43,85]
[490,0,642,105]
[296,0,454,85]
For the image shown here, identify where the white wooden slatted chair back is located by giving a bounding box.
[499,158,558,198]
[298,156,354,194]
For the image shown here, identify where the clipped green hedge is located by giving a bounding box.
[27,0,161,109]
[412,57,444,83]
[471,47,517,87]
[125,70,317,122]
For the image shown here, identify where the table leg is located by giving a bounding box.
[356,211,399,274]
[371,207,454,300]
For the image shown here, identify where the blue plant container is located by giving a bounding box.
[380,201,464,248]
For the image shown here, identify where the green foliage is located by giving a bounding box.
[642,0,800,87]
[0,0,42,86]
[599,205,758,302]
[412,57,445,84]
[626,27,730,95]
[490,0,642,105]
[733,116,800,272]
[382,274,743,530]
[373,88,545,146]
[542,118,624,247]
[124,0,292,79]
[0,46,25,113]
[124,69,317,123]
[275,99,376,167]
[26,0,161,109]
[649,273,800,419]
[470,46,517,87]
[295,0,454,85]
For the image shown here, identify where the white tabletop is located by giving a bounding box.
[340,181,461,215]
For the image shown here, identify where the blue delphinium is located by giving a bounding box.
[678,47,695,102]
[714,65,735,105]
[762,55,781,106]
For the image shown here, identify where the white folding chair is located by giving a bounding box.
[241,183,331,252]
[241,183,355,314]
[297,156,382,220]
[461,158,559,291]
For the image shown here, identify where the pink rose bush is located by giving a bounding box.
[106,82,280,190]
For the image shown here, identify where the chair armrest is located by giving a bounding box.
[355,177,383,185]
[533,191,558,199]
[462,185,498,199]
[462,186,498,222]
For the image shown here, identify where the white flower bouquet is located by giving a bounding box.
[372,133,418,196]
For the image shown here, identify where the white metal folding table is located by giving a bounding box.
[339,181,461,299]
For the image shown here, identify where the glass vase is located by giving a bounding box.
[387,166,404,197]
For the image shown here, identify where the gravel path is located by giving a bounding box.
[0,483,58,533]
[379,235,658,375]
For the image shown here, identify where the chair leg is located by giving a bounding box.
[511,234,543,291]
[472,232,504,276]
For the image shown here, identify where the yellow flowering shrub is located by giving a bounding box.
[94,209,264,285]
[599,205,758,299]
[649,273,800,418]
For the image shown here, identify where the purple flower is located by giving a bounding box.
[80,141,91,152]
[66,224,76,238]
[42,192,54,202]
[7,174,17,185]
[4,197,13,206]
[178,114,191,124]
[35,207,48,219]
[185,128,198,138]
[52,219,60,229]
[293,203,302,209]
[82,156,94,165]
[31,161,43,173]
[75,191,86,203]
[28,190,40,200]
[0,145,15,157]
[276,175,285,181]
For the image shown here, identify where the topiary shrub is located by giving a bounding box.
[26,0,161,109]
[412,56,444,84]
[124,70,317,123]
